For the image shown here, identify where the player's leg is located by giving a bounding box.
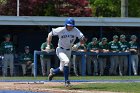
[98,57,103,76]
[31,63,34,76]
[86,56,92,75]
[46,58,51,75]
[48,47,63,81]
[40,58,46,76]
[93,57,98,76]
[119,56,123,76]
[9,54,14,76]
[131,55,136,75]
[135,55,139,75]
[109,56,115,75]
[124,56,128,75]
[48,53,68,81]
[114,56,119,75]
[73,55,78,76]
[78,56,82,75]
[64,50,71,87]
[3,54,8,76]
[103,58,107,75]
[21,64,26,76]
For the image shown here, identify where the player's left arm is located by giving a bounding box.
[46,32,53,49]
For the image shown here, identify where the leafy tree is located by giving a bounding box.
[89,0,120,17]
[54,0,92,17]
[90,0,140,17]
[128,0,140,17]
[0,0,49,16]
[0,0,92,16]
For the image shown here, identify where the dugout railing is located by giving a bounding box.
[33,50,131,77]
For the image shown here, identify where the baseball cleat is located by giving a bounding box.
[65,80,71,87]
[48,68,54,81]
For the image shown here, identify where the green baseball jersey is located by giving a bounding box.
[77,44,87,50]
[98,42,109,50]
[98,42,109,57]
[0,41,14,54]
[119,41,130,51]
[108,41,120,51]
[40,42,54,58]
[87,42,99,51]
[20,53,33,63]
[129,41,139,54]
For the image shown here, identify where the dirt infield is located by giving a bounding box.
[0,82,123,93]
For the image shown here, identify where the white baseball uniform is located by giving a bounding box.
[49,27,84,71]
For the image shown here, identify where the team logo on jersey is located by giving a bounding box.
[61,35,74,38]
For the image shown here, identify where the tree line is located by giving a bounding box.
[0,0,140,17]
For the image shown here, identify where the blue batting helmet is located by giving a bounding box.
[65,17,75,26]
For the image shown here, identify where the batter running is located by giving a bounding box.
[47,17,86,87]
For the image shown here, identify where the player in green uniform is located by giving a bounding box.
[108,35,120,75]
[19,46,34,76]
[1,34,15,76]
[72,42,87,76]
[98,37,109,76]
[129,35,139,75]
[86,37,99,76]
[119,34,130,76]
[40,39,54,76]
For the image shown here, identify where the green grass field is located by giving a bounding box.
[0,76,140,80]
[0,76,140,93]
[53,82,140,93]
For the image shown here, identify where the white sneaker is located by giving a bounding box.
[48,68,54,81]
[134,72,137,76]
[65,80,71,87]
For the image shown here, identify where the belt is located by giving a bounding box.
[60,47,70,51]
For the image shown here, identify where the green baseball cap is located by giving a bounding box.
[120,34,126,39]
[102,37,107,41]
[92,37,97,41]
[131,35,137,39]
[113,35,118,39]
[24,46,30,49]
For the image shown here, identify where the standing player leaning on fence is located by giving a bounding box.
[86,37,99,76]
[129,35,139,76]
[108,35,120,76]
[98,37,109,76]
[0,34,15,76]
[40,38,55,76]
[119,34,130,76]
[47,17,86,87]
[71,42,80,76]
[72,41,87,76]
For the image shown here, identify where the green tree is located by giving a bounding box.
[0,0,92,16]
[90,0,140,17]
[128,0,140,17]
[89,0,120,17]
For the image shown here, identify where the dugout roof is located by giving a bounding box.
[0,16,140,27]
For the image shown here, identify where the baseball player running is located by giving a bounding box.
[119,34,130,76]
[47,17,86,87]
